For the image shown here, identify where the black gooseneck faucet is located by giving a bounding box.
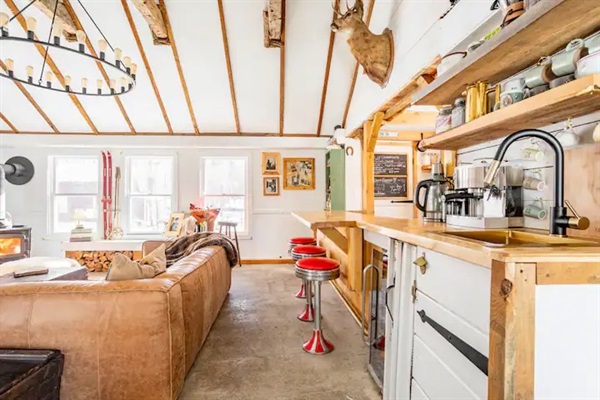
[482,128,589,237]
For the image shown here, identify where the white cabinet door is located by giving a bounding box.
[383,238,401,400]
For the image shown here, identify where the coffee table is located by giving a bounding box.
[0,266,88,284]
[0,349,64,400]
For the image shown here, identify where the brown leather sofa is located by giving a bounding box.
[0,244,232,400]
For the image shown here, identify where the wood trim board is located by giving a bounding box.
[0,112,18,133]
[217,0,241,134]
[316,0,340,136]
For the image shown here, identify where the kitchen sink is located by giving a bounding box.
[441,230,600,248]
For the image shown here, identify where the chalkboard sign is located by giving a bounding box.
[374,177,407,198]
[374,153,407,176]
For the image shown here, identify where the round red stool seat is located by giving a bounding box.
[296,257,340,271]
[291,245,327,261]
[289,237,317,245]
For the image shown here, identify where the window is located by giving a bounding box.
[50,156,99,233]
[201,157,248,233]
[127,156,174,234]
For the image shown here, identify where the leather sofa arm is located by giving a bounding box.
[142,240,169,257]
[0,279,186,399]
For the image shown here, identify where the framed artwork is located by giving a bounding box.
[283,158,315,190]
[262,152,281,175]
[164,212,185,237]
[263,177,280,196]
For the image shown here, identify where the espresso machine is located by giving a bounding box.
[414,162,449,222]
[443,162,524,229]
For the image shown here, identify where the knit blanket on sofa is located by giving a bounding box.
[165,232,239,268]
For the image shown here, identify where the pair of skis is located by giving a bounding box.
[101,151,112,240]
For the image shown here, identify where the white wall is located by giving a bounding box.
[0,134,328,259]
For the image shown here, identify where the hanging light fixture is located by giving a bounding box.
[0,0,137,96]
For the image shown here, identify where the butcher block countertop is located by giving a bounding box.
[292,211,600,269]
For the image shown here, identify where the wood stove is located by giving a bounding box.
[0,226,31,264]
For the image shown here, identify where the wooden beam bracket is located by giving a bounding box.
[132,0,170,45]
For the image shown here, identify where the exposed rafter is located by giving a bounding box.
[217,0,241,134]
[121,0,173,133]
[279,0,286,135]
[5,0,99,134]
[263,0,283,48]
[342,0,376,128]
[316,0,340,136]
[131,0,170,45]
[0,60,59,133]
[158,0,199,134]
[62,0,136,134]
[0,131,329,138]
[33,0,77,42]
[0,112,18,133]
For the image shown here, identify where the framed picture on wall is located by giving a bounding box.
[262,152,281,175]
[164,212,185,237]
[263,177,280,196]
[283,158,315,190]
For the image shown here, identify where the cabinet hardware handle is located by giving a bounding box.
[411,282,417,303]
[413,253,428,274]
[417,310,489,376]
[361,264,379,345]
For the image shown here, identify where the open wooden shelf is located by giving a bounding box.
[418,74,600,150]
[413,0,600,106]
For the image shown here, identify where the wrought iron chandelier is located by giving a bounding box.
[0,0,137,96]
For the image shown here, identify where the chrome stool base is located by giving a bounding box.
[303,329,334,355]
[297,304,314,322]
[295,281,307,298]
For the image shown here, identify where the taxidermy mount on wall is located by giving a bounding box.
[331,0,394,88]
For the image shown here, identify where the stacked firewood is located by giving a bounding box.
[66,251,138,272]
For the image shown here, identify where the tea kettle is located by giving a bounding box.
[414,162,448,222]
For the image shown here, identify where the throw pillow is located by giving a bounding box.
[105,244,167,281]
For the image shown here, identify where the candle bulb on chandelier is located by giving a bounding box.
[123,56,132,73]
[26,65,33,83]
[46,71,53,88]
[120,77,127,93]
[114,48,123,68]
[76,30,86,52]
[5,58,14,77]
[26,17,36,40]
[98,39,107,60]
[65,75,72,92]
[0,12,9,36]
[81,77,88,94]
[52,24,62,45]
[97,79,103,95]
[131,63,138,79]
[110,78,116,94]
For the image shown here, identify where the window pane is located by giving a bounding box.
[129,196,172,233]
[203,158,246,195]
[53,196,98,233]
[204,196,245,231]
[54,157,98,194]
[129,157,173,195]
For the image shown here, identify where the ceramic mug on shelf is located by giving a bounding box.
[522,146,545,162]
[523,175,546,191]
[524,202,547,220]
[523,62,555,89]
[500,90,526,108]
[551,39,588,77]
[502,77,526,93]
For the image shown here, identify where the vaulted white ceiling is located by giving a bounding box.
[0,0,387,137]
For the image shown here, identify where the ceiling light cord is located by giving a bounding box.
[76,0,115,52]
[8,0,36,23]
[39,0,59,85]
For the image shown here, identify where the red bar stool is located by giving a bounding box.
[289,237,317,298]
[295,257,340,355]
[291,245,327,322]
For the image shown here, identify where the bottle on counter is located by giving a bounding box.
[451,97,466,128]
[435,106,453,134]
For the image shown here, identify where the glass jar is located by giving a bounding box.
[451,97,466,128]
[435,106,453,134]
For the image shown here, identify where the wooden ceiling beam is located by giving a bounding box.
[131,0,170,45]
[62,0,136,134]
[217,0,240,134]
[33,0,77,42]
[263,0,283,48]
[0,130,330,138]
[316,0,340,136]
[5,0,98,133]
[158,0,199,134]
[278,0,286,136]
[0,60,59,133]
[0,112,19,133]
[341,0,376,128]
[121,0,173,134]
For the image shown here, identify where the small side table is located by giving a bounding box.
[0,349,64,400]
[218,221,241,267]
[0,266,88,284]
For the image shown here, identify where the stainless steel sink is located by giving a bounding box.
[441,230,600,248]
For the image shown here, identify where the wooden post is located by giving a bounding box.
[488,261,536,399]
[346,227,363,291]
[362,112,383,214]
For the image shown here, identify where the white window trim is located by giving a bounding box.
[123,154,178,237]
[47,155,101,235]
[199,154,251,238]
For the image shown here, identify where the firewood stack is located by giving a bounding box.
[66,251,137,272]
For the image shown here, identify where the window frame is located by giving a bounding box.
[123,154,177,236]
[48,155,101,235]
[199,155,251,237]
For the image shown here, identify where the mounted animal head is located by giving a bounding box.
[330,0,364,34]
[330,0,395,88]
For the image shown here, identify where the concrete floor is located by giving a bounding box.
[179,264,382,400]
